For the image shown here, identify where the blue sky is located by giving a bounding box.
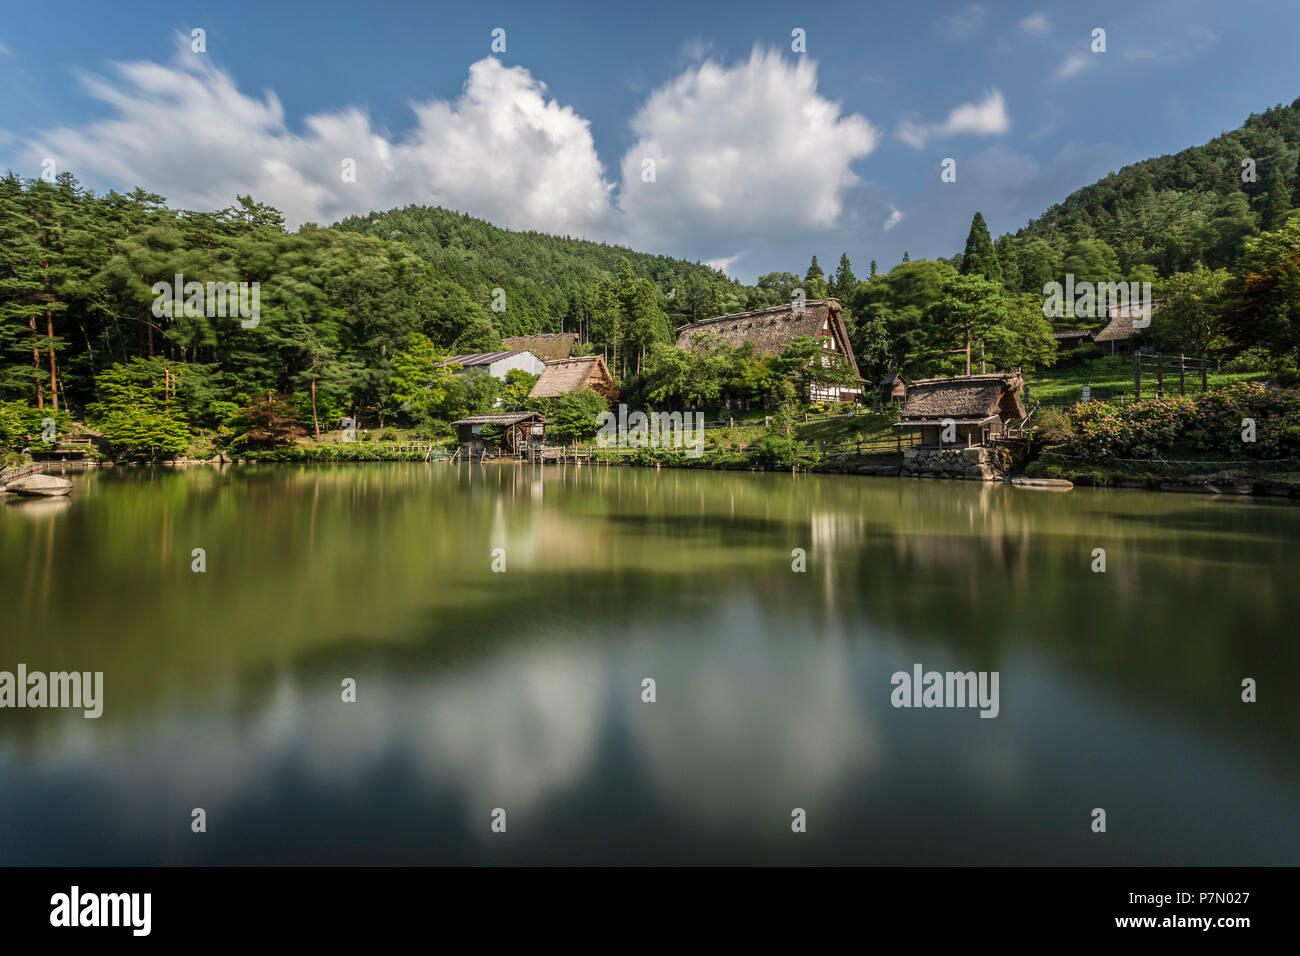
[1,0,1297,282]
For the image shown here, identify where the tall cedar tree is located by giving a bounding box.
[831,253,856,300]
[960,212,1003,284]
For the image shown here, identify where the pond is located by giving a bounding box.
[1,463,1296,864]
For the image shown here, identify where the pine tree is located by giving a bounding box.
[960,212,1003,284]
[0,176,49,407]
[803,256,828,299]
[831,253,856,300]
[901,251,910,263]
[869,259,878,277]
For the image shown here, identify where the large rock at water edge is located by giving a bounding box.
[5,474,73,497]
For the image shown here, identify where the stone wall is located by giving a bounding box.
[902,445,1005,481]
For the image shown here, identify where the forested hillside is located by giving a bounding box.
[992,98,1300,290]
[334,205,740,336]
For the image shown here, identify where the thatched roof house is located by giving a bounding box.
[675,298,862,402]
[451,411,548,453]
[499,333,580,362]
[1095,301,1161,356]
[527,355,619,403]
[894,373,1026,447]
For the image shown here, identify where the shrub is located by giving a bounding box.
[1033,406,1075,445]
[1066,382,1300,460]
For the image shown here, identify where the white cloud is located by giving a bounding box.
[897,89,1010,149]
[617,48,877,256]
[941,4,988,39]
[883,206,903,231]
[0,36,10,56]
[705,254,741,275]
[1052,50,1097,82]
[1124,27,1219,63]
[26,48,616,235]
[22,44,878,266]
[1018,13,1050,37]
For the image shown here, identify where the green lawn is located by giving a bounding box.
[1025,356,1266,404]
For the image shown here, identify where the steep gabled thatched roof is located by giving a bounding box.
[527,355,616,399]
[675,298,861,380]
[899,373,1025,423]
[1094,316,1138,344]
[1095,300,1162,343]
[499,333,580,362]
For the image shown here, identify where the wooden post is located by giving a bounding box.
[1201,357,1208,392]
[1134,352,1141,401]
[1179,354,1185,395]
[1156,353,1163,398]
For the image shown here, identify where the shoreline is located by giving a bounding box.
[8,454,1299,501]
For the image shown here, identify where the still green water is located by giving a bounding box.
[0,463,1296,864]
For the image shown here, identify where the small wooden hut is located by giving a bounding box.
[879,372,908,404]
[451,412,548,455]
[894,373,1025,447]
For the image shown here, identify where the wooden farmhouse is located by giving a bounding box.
[675,298,863,403]
[527,355,620,404]
[894,373,1026,447]
[451,411,548,454]
[1052,329,1094,352]
[499,333,580,362]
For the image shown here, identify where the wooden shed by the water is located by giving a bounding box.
[451,411,548,454]
[527,355,620,404]
[894,373,1025,447]
[675,298,863,402]
[499,333,580,362]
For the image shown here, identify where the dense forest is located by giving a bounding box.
[2,97,1299,460]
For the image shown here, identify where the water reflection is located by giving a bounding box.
[0,464,1296,864]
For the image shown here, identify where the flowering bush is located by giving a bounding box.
[1067,383,1300,460]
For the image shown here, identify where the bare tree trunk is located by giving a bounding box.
[964,326,972,376]
[30,315,44,409]
[47,305,58,411]
[311,377,320,439]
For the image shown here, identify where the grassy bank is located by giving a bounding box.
[1025,355,1266,404]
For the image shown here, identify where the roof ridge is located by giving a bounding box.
[676,298,841,332]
